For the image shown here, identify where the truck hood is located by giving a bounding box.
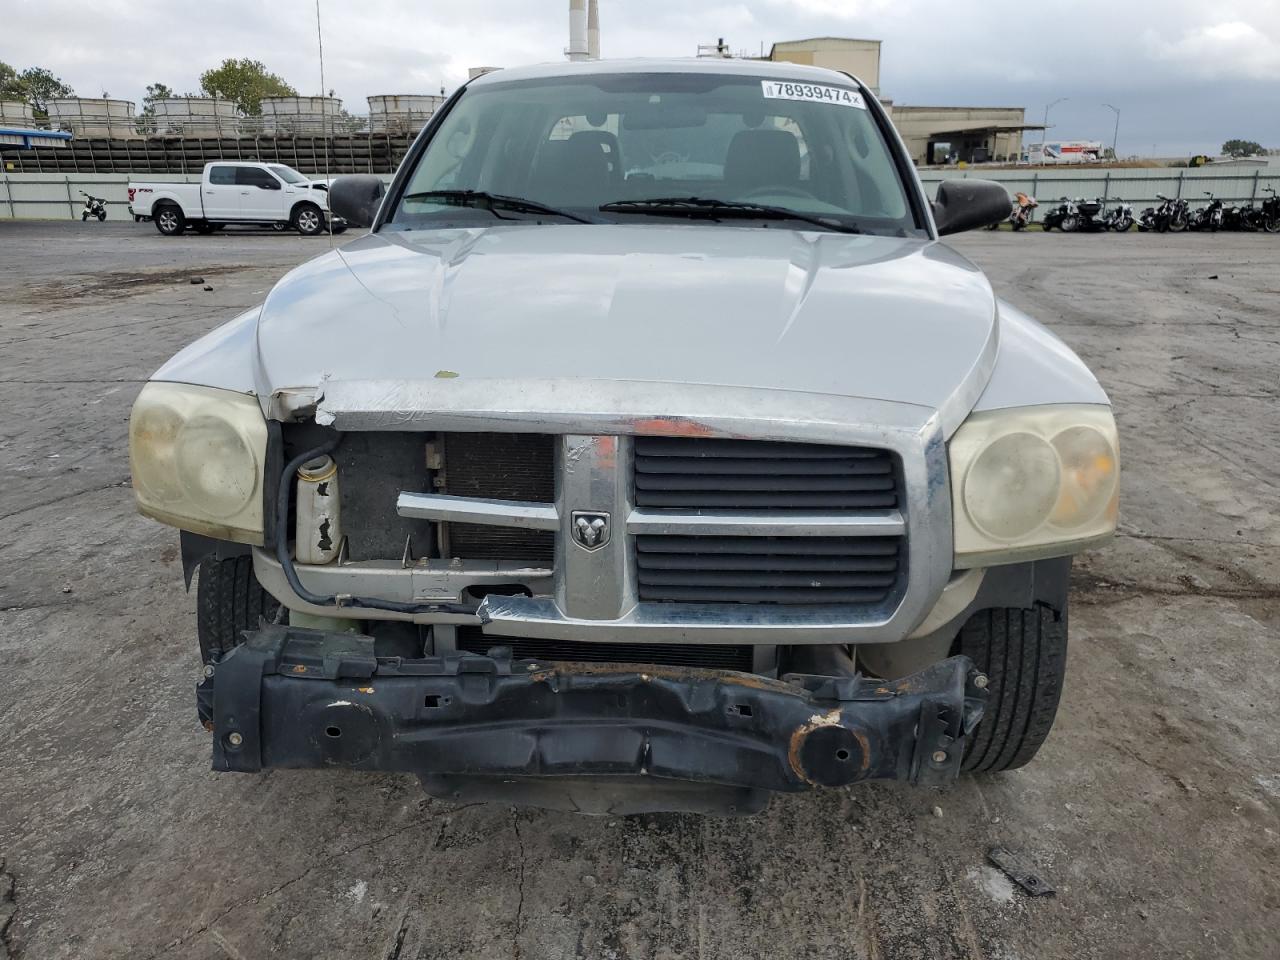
[254,223,998,424]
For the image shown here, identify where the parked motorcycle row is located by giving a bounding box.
[986,187,1279,234]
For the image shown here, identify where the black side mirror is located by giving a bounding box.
[329,175,386,228]
[931,179,1010,235]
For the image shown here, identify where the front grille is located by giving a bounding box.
[636,535,902,604]
[633,437,898,510]
[442,432,555,561]
[456,628,754,671]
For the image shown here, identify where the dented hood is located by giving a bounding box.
[253,223,997,419]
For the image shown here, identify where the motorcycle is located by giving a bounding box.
[1041,197,1080,232]
[1137,206,1157,232]
[1188,193,1224,232]
[80,191,107,222]
[1222,203,1255,231]
[1076,197,1108,231]
[1153,193,1189,233]
[1103,200,1135,232]
[1010,191,1038,230]
[986,191,1038,230]
[1258,186,1279,233]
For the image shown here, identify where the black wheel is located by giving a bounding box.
[96,209,107,221]
[81,211,89,221]
[293,202,324,236]
[954,604,1067,773]
[1114,218,1133,233]
[1061,215,1080,233]
[154,204,185,236]
[1263,216,1279,234]
[196,555,283,664]
[331,221,348,235]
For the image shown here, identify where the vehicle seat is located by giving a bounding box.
[528,132,615,208]
[724,129,801,195]
[567,130,622,187]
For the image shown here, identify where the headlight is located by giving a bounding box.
[950,405,1118,567]
[129,382,267,544]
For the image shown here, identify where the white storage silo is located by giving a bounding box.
[367,95,446,135]
[45,98,140,138]
[150,97,239,137]
[259,96,343,136]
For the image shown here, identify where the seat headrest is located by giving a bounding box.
[724,129,801,194]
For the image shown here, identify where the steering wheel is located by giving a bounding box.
[738,184,815,201]
[652,150,686,166]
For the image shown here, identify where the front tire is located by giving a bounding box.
[955,605,1067,773]
[293,202,324,237]
[96,209,107,222]
[196,555,282,664]
[154,204,185,236]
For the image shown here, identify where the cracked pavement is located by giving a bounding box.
[0,221,1277,959]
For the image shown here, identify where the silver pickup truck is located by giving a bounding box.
[129,59,1118,815]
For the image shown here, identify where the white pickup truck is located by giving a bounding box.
[128,161,346,237]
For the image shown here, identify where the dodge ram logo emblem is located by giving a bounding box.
[571,511,610,551]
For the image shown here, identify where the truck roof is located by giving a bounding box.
[466,57,866,90]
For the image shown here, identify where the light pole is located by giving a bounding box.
[1103,103,1120,161]
[1040,97,1067,162]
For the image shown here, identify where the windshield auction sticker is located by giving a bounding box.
[761,80,866,109]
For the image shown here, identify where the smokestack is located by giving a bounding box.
[567,0,588,62]
[587,0,600,59]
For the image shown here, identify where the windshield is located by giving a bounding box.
[269,165,307,184]
[389,71,921,236]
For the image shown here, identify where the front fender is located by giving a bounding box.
[971,300,1109,414]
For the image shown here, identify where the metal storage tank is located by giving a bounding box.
[0,101,36,126]
[366,95,446,135]
[45,98,140,137]
[259,96,343,136]
[149,97,239,137]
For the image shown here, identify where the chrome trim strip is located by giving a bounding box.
[478,595,905,645]
[627,508,905,538]
[396,492,559,530]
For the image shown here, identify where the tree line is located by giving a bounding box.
[1,58,299,119]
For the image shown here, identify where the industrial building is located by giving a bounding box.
[764,37,1041,165]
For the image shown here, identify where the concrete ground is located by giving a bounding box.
[1,220,1277,960]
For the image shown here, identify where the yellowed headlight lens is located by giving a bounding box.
[129,382,267,543]
[950,404,1119,568]
[1050,426,1118,528]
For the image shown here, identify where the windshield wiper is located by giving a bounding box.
[599,197,861,234]
[401,190,593,224]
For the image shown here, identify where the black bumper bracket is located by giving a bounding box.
[198,626,987,793]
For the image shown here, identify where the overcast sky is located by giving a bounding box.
[3,0,1278,155]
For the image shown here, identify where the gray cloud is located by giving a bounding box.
[2,0,1277,154]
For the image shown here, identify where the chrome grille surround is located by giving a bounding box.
[317,378,957,644]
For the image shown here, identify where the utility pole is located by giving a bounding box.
[1103,103,1120,161]
[1040,97,1067,161]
